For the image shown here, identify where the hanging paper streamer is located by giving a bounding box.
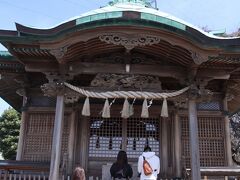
[161,98,168,117]
[82,97,90,116]
[129,98,136,117]
[64,82,189,119]
[121,98,130,118]
[102,99,110,118]
[141,99,149,118]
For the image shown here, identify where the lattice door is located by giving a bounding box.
[89,117,160,158]
[181,116,225,167]
[23,113,70,162]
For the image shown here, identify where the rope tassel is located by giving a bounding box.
[82,97,90,116]
[102,99,110,118]
[121,98,130,118]
[161,98,168,117]
[141,99,149,118]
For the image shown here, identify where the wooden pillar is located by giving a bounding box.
[188,99,201,180]
[49,95,65,180]
[16,110,27,160]
[223,97,233,166]
[67,110,77,174]
[79,116,90,172]
[16,93,28,161]
[174,111,182,177]
[161,118,168,177]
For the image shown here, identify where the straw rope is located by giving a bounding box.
[64,82,189,99]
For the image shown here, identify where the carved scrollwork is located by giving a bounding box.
[44,72,73,83]
[41,82,65,97]
[90,73,162,89]
[190,51,209,65]
[99,33,160,51]
[64,91,80,104]
[226,93,234,101]
[49,46,68,62]
[174,101,187,109]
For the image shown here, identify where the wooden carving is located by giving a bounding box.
[41,82,65,97]
[64,91,80,104]
[90,73,162,89]
[49,46,68,63]
[190,51,209,65]
[44,72,73,83]
[99,33,160,51]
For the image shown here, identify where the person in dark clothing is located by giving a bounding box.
[110,150,133,179]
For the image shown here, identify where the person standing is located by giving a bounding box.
[138,145,160,180]
[110,150,133,179]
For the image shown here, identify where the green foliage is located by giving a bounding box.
[0,107,20,160]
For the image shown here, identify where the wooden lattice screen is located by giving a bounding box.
[181,116,225,167]
[89,117,160,158]
[22,112,70,162]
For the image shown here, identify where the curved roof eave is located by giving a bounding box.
[0,3,239,51]
[16,3,238,40]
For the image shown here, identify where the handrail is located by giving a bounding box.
[0,160,50,172]
[186,167,240,177]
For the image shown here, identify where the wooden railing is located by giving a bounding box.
[0,160,70,180]
[185,167,240,180]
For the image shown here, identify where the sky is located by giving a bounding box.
[0,0,240,114]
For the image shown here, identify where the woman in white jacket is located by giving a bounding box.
[138,146,160,180]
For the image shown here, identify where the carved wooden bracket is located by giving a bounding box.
[41,82,65,97]
[99,33,160,51]
[188,83,213,102]
[64,91,80,104]
[16,88,28,107]
[174,101,188,109]
[44,72,73,83]
[49,46,68,63]
[41,82,81,102]
[190,51,209,65]
[226,93,234,102]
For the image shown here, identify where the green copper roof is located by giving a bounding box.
[109,0,153,8]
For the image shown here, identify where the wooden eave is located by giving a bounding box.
[0,14,240,113]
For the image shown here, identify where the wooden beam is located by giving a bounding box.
[49,95,65,180]
[25,62,186,78]
[188,98,201,180]
[25,62,58,72]
[69,62,187,79]
[197,69,230,79]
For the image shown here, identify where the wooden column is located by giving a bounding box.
[188,99,201,180]
[16,110,27,160]
[79,116,90,172]
[16,92,28,161]
[174,111,182,177]
[67,110,77,174]
[49,95,65,180]
[161,118,168,177]
[223,97,233,166]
